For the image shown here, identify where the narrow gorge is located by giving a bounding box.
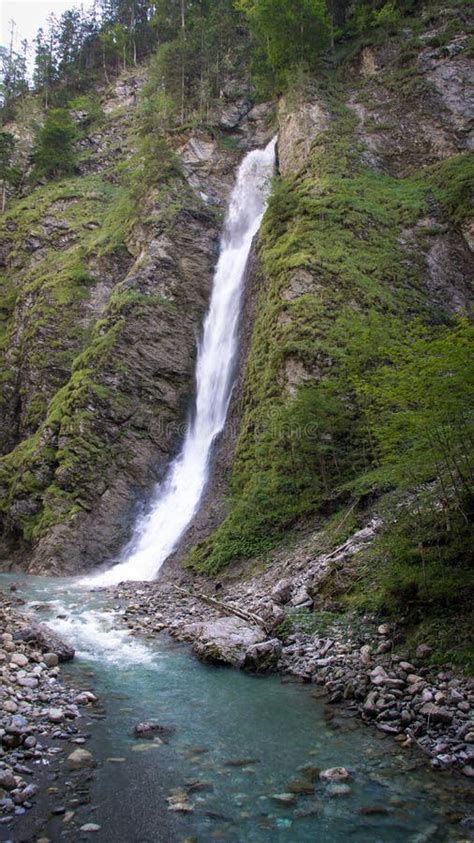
[0,0,472,840]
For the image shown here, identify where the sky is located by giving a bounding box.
[0,0,94,51]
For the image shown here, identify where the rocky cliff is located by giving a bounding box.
[0,70,273,573]
[0,0,472,665]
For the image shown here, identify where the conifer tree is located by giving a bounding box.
[31,108,79,181]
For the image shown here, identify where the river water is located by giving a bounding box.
[2,574,472,843]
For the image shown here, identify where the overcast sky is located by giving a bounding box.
[1,0,94,51]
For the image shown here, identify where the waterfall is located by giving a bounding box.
[87,137,276,586]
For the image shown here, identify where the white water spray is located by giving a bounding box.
[87,138,276,586]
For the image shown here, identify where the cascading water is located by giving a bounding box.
[87,137,276,586]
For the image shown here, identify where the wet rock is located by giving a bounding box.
[80,823,101,832]
[14,623,74,661]
[320,767,351,782]
[327,783,352,797]
[133,721,175,739]
[287,779,314,795]
[67,748,95,769]
[224,758,259,768]
[271,793,297,805]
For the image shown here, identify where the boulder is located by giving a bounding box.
[271,578,293,605]
[0,770,16,791]
[190,617,266,667]
[67,748,95,769]
[13,622,75,661]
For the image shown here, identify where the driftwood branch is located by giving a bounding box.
[172,584,267,629]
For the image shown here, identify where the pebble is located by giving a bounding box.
[10,653,28,668]
[47,708,64,723]
[0,589,97,829]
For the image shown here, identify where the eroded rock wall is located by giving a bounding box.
[0,69,274,574]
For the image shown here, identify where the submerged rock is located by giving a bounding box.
[67,748,95,769]
[133,721,175,739]
[320,767,351,783]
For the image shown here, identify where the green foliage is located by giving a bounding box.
[352,318,473,501]
[348,1,401,35]
[31,108,79,181]
[141,0,249,129]
[342,492,474,671]
[0,131,20,211]
[68,93,104,127]
[237,0,331,95]
[427,152,474,226]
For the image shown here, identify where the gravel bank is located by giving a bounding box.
[0,588,98,837]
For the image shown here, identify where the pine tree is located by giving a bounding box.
[31,108,79,181]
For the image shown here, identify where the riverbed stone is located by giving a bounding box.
[0,770,17,791]
[10,653,28,667]
[133,721,175,739]
[67,748,95,769]
[320,767,351,782]
[420,703,453,725]
[47,708,64,723]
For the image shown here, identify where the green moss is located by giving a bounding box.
[189,105,432,575]
[426,152,474,226]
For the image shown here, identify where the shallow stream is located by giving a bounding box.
[1,574,472,843]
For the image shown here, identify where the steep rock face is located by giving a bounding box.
[0,69,274,574]
[186,4,473,577]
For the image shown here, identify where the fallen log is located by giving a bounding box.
[172,584,267,630]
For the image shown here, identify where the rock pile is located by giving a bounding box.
[0,590,97,823]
